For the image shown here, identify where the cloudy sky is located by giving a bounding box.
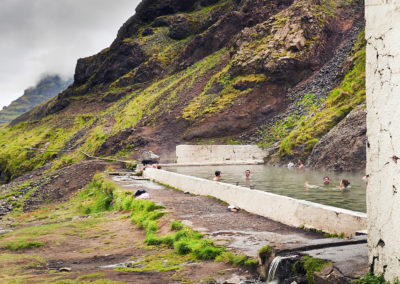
[0,0,141,109]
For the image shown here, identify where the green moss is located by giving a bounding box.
[258,245,272,256]
[4,240,45,250]
[303,256,331,284]
[215,251,258,268]
[170,220,184,231]
[182,63,262,120]
[354,273,399,284]
[226,138,242,145]
[113,48,227,132]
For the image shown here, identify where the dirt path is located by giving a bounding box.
[111,175,325,258]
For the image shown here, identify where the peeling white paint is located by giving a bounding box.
[366,0,400,280]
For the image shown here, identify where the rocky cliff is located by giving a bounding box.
[0,0,365,180]
[306,105,366,171]
[0,75,72,124]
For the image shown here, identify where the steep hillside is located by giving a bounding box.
[0,0,365,181]
[0,75,72,124]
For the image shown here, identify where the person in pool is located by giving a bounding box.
[340,179,350,190]
[305,176,330,188]
[213,171,222,181]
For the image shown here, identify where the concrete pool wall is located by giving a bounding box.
[176,145,267,165]
[143,168,367,236]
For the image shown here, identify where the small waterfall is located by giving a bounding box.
[266,255,298,284]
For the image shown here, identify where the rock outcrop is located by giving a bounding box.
[306,106,366,171]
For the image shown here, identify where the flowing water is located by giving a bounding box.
[166,165,366,212]
[267,255,298,284]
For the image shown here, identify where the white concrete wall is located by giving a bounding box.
[144,168,367,236]
[176,145,267,164]
[366,1,400,280]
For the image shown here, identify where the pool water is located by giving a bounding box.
[166,165,366,212]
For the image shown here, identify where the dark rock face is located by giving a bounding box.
[168,15,196,40]
[75,41,147,86]
[306,106,366,172]
[135,0,197,22]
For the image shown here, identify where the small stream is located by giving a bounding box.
[166,165,366,212]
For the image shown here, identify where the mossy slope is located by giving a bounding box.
[0,0,365,180]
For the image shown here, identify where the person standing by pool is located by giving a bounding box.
[213,171,222,181]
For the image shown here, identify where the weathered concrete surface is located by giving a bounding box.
[143,169,367,236]
[304,243,369,279]
[176,145,267,164]
[366,0,400,281]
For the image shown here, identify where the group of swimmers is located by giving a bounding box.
[213,169,251,182]
[212,169,351,191]
[305,176,351,190]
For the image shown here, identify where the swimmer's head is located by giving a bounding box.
[340,179,350,188]
[323,176,330,185]
[215,171,221,177]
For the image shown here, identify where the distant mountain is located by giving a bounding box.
[0,75,72,124]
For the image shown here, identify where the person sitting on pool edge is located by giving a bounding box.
[213,171,222,181]
[340,179,350,190]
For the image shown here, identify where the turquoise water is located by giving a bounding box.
[166,165,366,212]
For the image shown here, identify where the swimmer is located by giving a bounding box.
[340,179,350,190]
[304,181,318,189]
[323,176,330,185]
[213,170,222,181]
[297,160,305,170]
[245,169,251,179]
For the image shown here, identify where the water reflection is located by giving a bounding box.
[167,165,366,212]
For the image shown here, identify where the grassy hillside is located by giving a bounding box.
[0,0,365,181]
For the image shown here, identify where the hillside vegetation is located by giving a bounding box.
[0,0,365,182]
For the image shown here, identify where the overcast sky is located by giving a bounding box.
[0,0,141,109]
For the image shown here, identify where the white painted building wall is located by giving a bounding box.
[144,168,367,236]
[366,1,400,280]
[176,145,267,164]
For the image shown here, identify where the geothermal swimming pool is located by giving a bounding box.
[166,165,366,212]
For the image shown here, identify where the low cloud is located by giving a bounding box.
[0,0,140,108]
